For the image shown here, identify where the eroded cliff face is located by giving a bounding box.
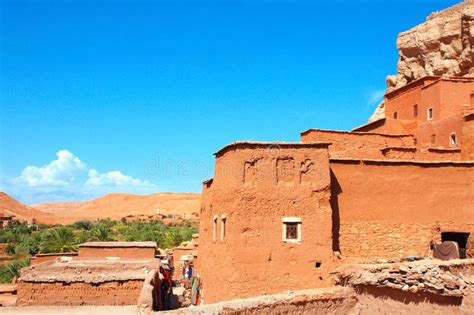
[388,0,474,91]
[369,1,474,122]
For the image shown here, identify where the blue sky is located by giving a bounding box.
[0,0,460,204]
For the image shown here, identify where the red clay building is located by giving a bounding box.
[197,76,474,303]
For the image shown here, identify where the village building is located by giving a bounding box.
[15,242,171,311]
[0,213,14,230]
[197,6,474,298]
[198,78,474,304]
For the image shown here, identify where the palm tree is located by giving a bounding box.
[168,229,184,247]
[91,225,113,241]
[0,258,30,284]
[40,226,78,253]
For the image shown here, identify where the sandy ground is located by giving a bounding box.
[1,305,138,314]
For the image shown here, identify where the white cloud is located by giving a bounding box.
[8,150,157,204]
[19,150,87,186]
[86,169,154,187]
[367,89,386,106]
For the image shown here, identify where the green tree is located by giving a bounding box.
[40,226,78,253]
[73,220,93,230]
[91,225,114,241]
[0,258,30,284]
[167,229,185,247]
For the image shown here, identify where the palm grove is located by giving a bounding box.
[0,219,198,283]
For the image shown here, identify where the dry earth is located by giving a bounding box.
[34,192,201,223]
[0,192,201,224]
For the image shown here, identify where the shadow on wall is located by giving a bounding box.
[330,169,341,253]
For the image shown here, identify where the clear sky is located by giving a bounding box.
[0,0,460,204]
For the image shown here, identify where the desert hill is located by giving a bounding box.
[34,192,201,223]
[0,192,57,224]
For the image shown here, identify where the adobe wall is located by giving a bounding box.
[78,247,156,259]
[384,78,427,121]
[31,253,78,265]
[300,129,415,160]
[172,247,195,265]
[462,115,474,160]
[199,143,334,303]
[330,159,474,258]
[416,115,464,148]
[164,287,357,314]
[384,79,474,123]
[16,280,144,306]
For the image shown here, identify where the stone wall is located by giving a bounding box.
[16,280,144,306]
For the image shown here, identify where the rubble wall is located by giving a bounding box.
[199,143,334,303]
[16,280,144,306]
[331,159,474,258]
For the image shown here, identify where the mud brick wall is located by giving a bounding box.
[78,247,156,259]
[300,129,415,160]
[199,143,334,303]
[16,280,144,306]
[331,159,474,259]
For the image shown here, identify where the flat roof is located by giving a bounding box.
[79,241,157,248]
[19,259,159,283]
[301,126,413,138]
[214,141,331,157]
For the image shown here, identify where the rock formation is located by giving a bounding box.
[369,0,474,122]
[389,0,474,91]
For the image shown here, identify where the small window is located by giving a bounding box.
[450,133,457,146]
[413,104,418,117]
[286,223,298,239]
[213,215,218,242]
[427,107,433,121]
[282,217,301,243]
[393,111,398,119]
[220,215,226,240]
[431,134,436,144]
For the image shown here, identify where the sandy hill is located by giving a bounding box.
[0,192,57,224]
[34,192,201,224]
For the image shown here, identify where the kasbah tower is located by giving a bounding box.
[196,0,474,303]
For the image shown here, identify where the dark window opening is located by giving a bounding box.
[450,133,457,146]
[393,111,398,119]
[414,104,418,117]
[428,107,433,120]
[285,223,298,240]
[441,232,470,259]
[315,261,322,269]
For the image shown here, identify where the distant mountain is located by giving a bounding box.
[0,192,58,224]
[34,192,201,224]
